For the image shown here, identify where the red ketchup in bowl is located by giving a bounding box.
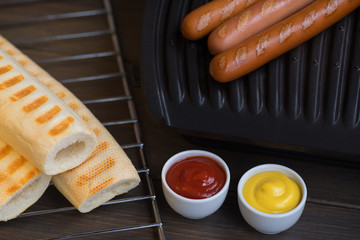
[165,156,226,199]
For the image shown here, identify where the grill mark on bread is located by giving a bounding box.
[29,71,39,78]
[49,116,74,136]
[0,172,6,183]
[0,64,13,75]
[0,169,39,187]
[56,91,66,99]
[19,169,40,185]
[76,156,115,187]
[0,74,24,90]
[81,115,89,122]
[69,102,79,110]
[66,141,110,174]
[0,144,38,186]
[6,50,15,56]
[86,142,110,162]
[6,156,26,175]
[23,95,48,113]
[6,184,21,196]
[36,105,62,124]
[43,83,52,88]
[93,128,101,136]
[0,144,12,160]
[90,177,114,195]
[19,59,27,66]
[10,85,36,101]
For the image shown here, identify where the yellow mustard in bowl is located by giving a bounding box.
[243,171,301,214]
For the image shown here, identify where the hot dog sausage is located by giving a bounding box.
[181,0,261,41]
[209,0,360,83]
[208,0,316,55]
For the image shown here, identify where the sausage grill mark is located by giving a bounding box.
[326,0,339,16]
[235,46,248,65]
[261,0,274,16]
[237,10,250,31]
[219,56,227,69]
[279,23,293,43]
[221,0,236,20]
[218,24,228,38]
[256,34,269,56]
[302,10,316,31]
[197,12,211,31]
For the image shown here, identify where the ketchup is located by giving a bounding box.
[165,156,226,199]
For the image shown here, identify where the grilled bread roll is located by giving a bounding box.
[0,48,97,175]
[0,138,51,221]
[0,36,140,213]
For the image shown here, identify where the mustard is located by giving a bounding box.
[243,171,301,214]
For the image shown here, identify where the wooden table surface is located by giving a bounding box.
[0,0,359,239]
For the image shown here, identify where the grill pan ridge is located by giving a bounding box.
[142,0,360,163]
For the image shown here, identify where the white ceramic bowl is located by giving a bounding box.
[161,150,230,219]
[237,164,307,234]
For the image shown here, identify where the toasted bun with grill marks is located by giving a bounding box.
[0,35,140,213]
[0,138,51,221]
[0,48,97,175]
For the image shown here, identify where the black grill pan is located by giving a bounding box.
[141,0,360,163]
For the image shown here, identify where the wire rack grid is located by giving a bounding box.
[0,0,165,239]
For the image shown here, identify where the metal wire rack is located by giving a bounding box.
[0,0,165,239]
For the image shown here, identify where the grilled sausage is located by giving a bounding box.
[208,0,316,55]
[181,0,261,41]
[209,0,360,83]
